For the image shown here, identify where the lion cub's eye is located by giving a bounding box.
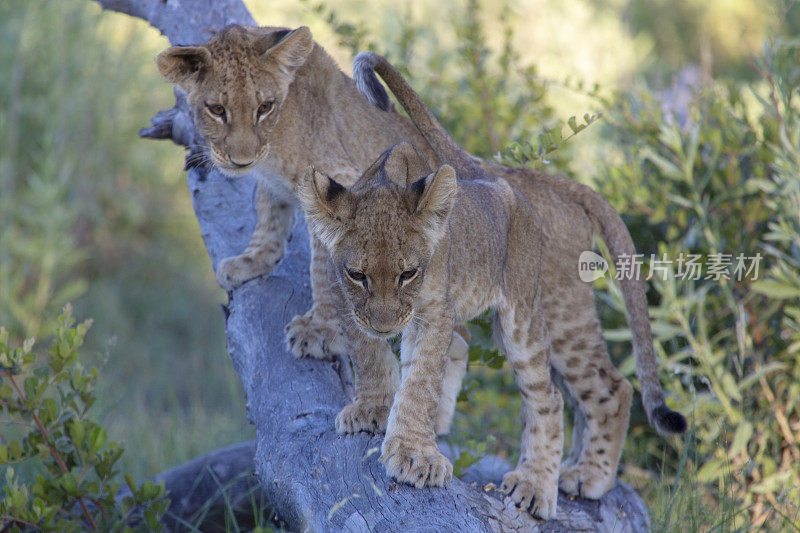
[398,268,418,285]
[207,104,226,118]
[346,269,367,285]
[257,100,275,118]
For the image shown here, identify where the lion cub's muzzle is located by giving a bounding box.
[363,306,412,339]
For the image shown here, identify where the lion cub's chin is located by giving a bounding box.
[352,322,400,340]
[213,160,257,177]
[366,327,400,340]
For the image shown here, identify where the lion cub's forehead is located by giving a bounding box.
[201,25,291,86]
[204,25,288,56]
[344,186,426,271]
[352,184,412,226]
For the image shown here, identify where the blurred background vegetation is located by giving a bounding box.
[1,0,798,530]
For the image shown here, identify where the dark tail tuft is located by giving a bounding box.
[651,404,687,435]
[353,52,391,112]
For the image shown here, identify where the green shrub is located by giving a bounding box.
[597,39,800,529]
[0,305,168,531]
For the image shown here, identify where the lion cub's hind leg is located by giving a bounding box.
[496,308,563,520]
[216,181,295,290]
[545,279,633,500]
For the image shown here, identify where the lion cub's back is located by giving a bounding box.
[451,177,545,310]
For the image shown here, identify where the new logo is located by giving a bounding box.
[578,250,608,282]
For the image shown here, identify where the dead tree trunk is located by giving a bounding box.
[93,1,652,531]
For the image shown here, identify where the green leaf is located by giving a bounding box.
[61,472,78,495]
[696,458,724,482]
[720,373,742,403]
[752,470,792,494]
[752,280,799,299]
[568,115,579,133]
[42,397,58,424]
[453,450,478,478]
[69,421,85,449]
[728,420,752,455]
[9,440,22,460]
[89,427,107,454]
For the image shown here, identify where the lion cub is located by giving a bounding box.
[301,141,563,519]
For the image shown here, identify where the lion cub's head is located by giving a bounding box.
[301,142,457,338]
[157,24,313,175]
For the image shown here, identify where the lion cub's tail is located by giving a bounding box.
[579,186,687,435]
[354,51,687,436]
[354,51,486,181]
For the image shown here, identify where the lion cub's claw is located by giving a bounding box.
[215,254,270,291]
[335,401,391,434]
[500,468,558,520]
[284,310,345,359]
[380,436,452,489]
[558,462,613,500]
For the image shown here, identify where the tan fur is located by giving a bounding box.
[156,26,684,500]
[301,143,563,519]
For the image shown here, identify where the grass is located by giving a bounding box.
[164,470,283,532]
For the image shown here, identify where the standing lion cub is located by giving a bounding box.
[301,139,564,518]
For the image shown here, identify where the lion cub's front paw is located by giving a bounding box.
[335,401,391,434]
[380,435,453,489]
[215,254,272,291]
[500,466,558,520]
[558,461,614,500]
[284,310,345,359]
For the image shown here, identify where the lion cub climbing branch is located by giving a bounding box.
[301,142,564,519]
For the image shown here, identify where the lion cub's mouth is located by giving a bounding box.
[210,145,270,176]
[363,314,414,340]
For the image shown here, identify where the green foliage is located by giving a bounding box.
[452,437,493,479]
[607,0,793,80]
[0,305,168,531]
[0,0,250,481]
[0,174,87,342]
[499,112,602,166]
[596,38,800,528]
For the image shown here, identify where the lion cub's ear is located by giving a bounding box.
[157,46,212,87]
[408,164,457,243]
[299,167,350,248]
[261,26,314,75]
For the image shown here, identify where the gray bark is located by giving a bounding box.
[94,1,652,531]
